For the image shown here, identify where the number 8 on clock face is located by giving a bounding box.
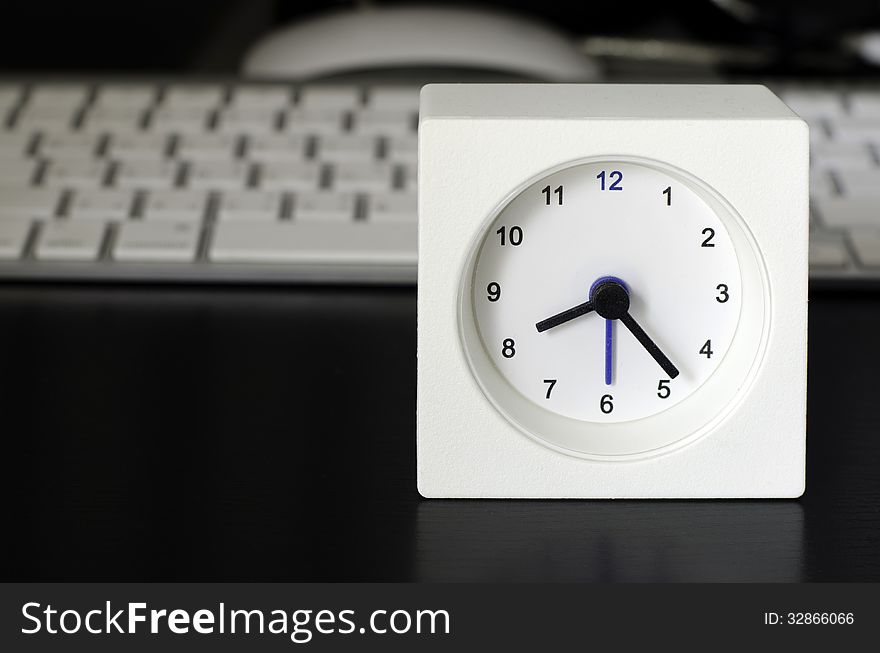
[471,159,742,423]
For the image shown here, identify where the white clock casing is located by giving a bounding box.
[417,84,808,499]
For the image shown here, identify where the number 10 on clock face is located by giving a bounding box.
[471,160,742,423]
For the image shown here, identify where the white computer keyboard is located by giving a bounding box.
[0,80,875,284]
[780,87,880,284]
[0,81,418,283]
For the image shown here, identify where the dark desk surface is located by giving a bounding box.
[1,284,878,582]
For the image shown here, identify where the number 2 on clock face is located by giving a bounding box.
[471,160,742,423]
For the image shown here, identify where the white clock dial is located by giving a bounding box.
[471,159,742,424]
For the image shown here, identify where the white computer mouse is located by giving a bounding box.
[242,6,599,82]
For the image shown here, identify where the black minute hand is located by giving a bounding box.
[535,300,595,333]
[619,312,679,379]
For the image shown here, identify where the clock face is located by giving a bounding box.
[470,159,743,424]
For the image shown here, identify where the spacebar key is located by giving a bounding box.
[210,222,417,265]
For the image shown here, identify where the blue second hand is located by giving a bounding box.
[605,318,613,386]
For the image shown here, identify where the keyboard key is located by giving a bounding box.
[828,118,880,142]
[163,85,225,109]
[186,160,250,190]
[0,187,62,216]
[38,132,102,158]
[28,85,90,110]
[835,170,880,197]
[43,158,109,188]
[366,192,417,222]
[15,106,78,132]
[367,87,420,111]
[814,197,880,227]
[332,163,392,191]
[149,106,210,133]
[351,110,415,136]
[293,192,355,222]
[386,135,417,163]
[284,108,344,135]
[116,160,180,189]
[809,236,849,268]
[259,161,321,191]
[316,135,378,162]
[0,218,32,259]
[93,84,156,109]
[114,220,199,262]
[0,133,34,157]
[81,105,146,132]
[849,229,880,266]
[230,85,292,109]
[176,133,239,160]
[142,189,209,221]
[216,107,279,135]
[0,157,38,185]
[298,86,360,109]
[811,142,873,169]
[246,133,307,161]
[35,220,105,261]
[107,132,171,160]
[67,189,135,220]
[210,221,416,265]
[217,190,283,221]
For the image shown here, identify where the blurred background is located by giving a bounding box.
[4,0,880,78]
[2,1,880,582]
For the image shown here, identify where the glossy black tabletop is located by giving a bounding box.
[1,283,878,582]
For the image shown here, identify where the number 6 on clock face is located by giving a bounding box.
[471,159,742,423]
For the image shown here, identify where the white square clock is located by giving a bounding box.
[417,84,808,499]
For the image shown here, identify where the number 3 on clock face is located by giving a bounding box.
[470,159,743,424]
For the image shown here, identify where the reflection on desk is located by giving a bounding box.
[417,502,803,582]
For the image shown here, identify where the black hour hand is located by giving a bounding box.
[535,300,595,333]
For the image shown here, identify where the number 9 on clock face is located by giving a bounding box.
[469,159,743,424]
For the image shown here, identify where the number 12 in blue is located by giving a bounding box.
[597,170,623,191]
